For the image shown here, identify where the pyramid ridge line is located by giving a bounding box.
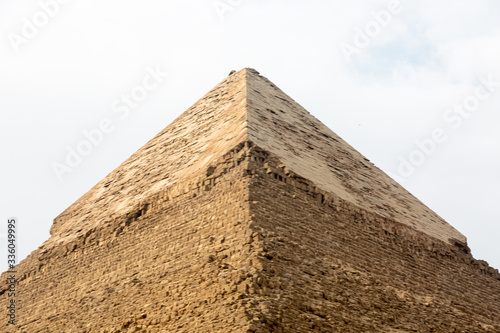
[37,139,469,257]
[50,69,249,239]
[49,68,465,247]
[4,69,500,332]
[27,138,492,289]
[241,69,465,245]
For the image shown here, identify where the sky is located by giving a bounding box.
[0,0,499,272]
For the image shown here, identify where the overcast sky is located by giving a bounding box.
[1,0,499,272]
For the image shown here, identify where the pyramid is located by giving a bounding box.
[2,68,499,332]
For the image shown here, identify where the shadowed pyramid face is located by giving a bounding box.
[50,67,464,247]
[5,68,499,333]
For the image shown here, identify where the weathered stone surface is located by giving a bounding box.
[1,68,498,332]
[245,68,464,245]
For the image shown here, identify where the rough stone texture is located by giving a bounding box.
[1,68,499,332]
[48,69,248,246]
[245,69,464,245]
[245,144,500,332]
[48,68,463,248]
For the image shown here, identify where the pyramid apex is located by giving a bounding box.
[227,67,260,76]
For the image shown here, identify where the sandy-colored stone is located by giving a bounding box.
[49,68,463,248]
[1,68,498,333]
[245,68,464,245]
